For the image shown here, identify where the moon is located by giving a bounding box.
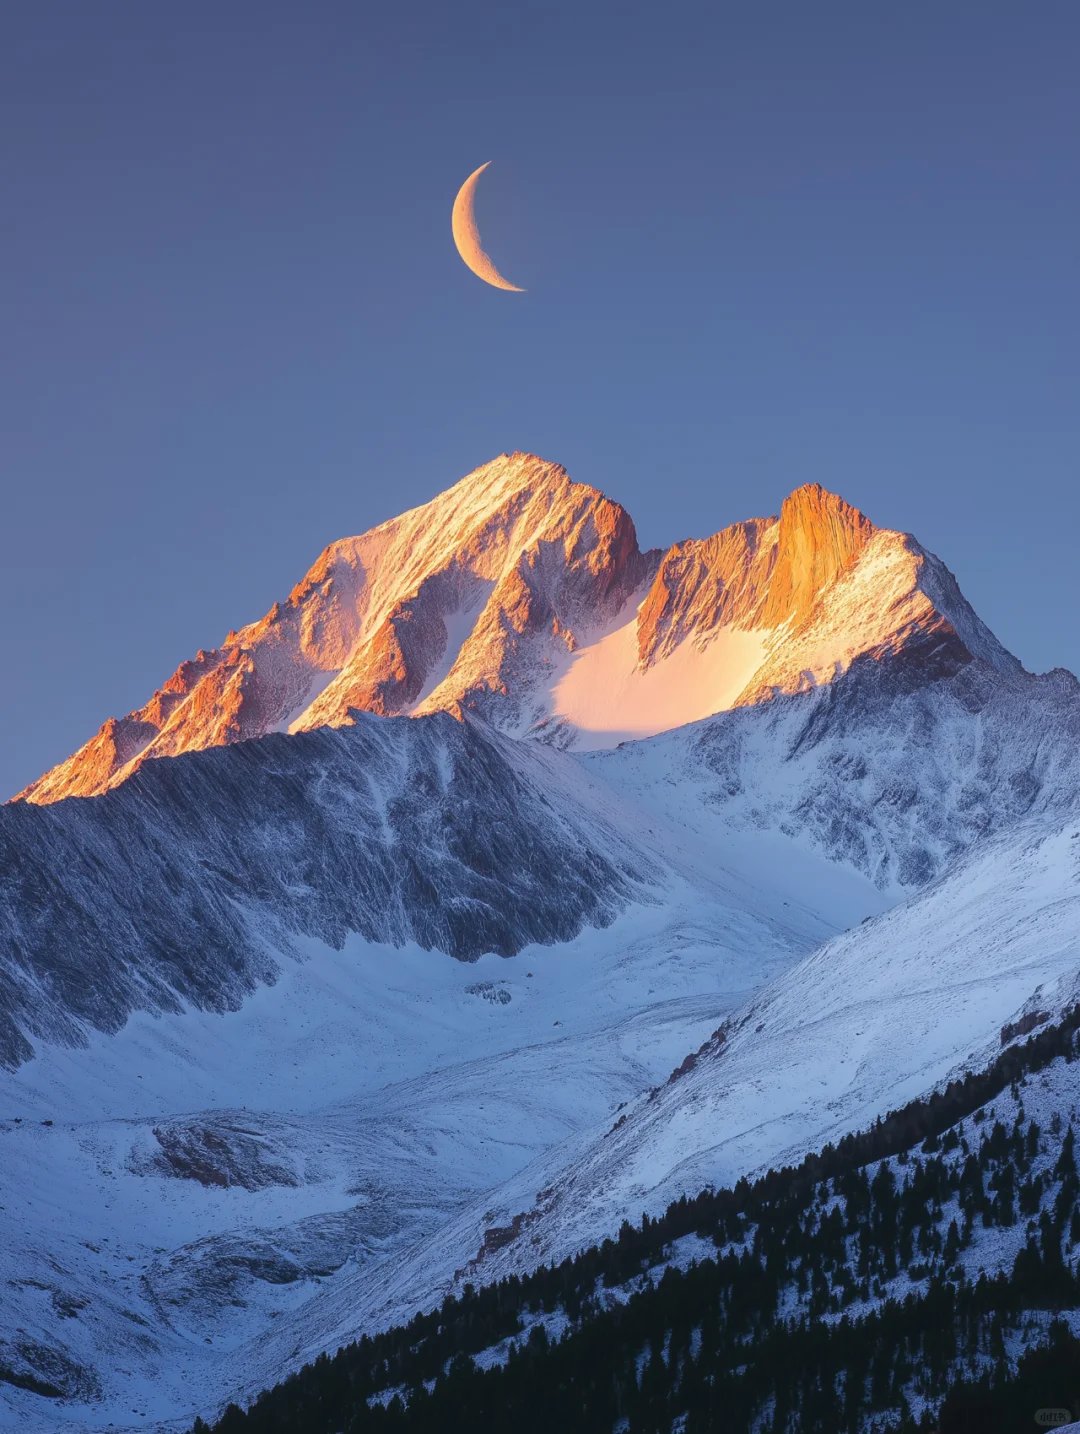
[451,162,525,292]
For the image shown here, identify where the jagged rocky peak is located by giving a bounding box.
[293,452,651,731]
[15,454,648,804]
[14,457,1021,803]
[634,485,874,664]
[548,480,1021,750]
[759,484,876,627]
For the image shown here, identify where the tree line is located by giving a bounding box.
[194,1005,1080,1433]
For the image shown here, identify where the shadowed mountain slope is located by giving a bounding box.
[0,712,652,1071]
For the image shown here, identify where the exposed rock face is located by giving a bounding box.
[141,1120,301,1191]
[634,484,876,668]
[13,457,1021,805]
[636,519,776,664]
[630,486,881,671]
[756,484,875,629]
[635,483,1016,704]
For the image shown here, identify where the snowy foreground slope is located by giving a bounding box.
[2,457,1080,1429]
[0,706,884,1429]
[219,808,1080,1410]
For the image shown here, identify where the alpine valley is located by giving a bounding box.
[3,453,1080,1432]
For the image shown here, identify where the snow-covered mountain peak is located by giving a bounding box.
[13,455,1022,803]
[13,453,649,804]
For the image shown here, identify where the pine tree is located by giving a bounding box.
[1055,1124,1076,1181]
[1025,1119,1041,1163]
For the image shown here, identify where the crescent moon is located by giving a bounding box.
[451,162,525,293]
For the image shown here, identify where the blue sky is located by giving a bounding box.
[1,2,1077,798]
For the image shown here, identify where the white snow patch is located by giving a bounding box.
[550,602,769,750]
[408,591,494,712]
[279,669,339,734]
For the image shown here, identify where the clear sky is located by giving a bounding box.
[2,2,1078,799]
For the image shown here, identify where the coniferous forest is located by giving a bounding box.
[197,1009,1080,1434]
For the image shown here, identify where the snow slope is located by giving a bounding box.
[0,679,897,1429]
[5,641,1076,1427]
[0,809,880,1429]
[550,600,770,750]
[0,712,653,1072]
[588,646,1080,889]
[231,808,1080,1398]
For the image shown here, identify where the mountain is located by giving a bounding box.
[2,453,1079,1431]
[13,451,1018,803]
[13,454,649,804]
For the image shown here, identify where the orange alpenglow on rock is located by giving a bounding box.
[11,452,1019,804]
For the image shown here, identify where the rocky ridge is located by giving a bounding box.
[14,452,1018,804]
